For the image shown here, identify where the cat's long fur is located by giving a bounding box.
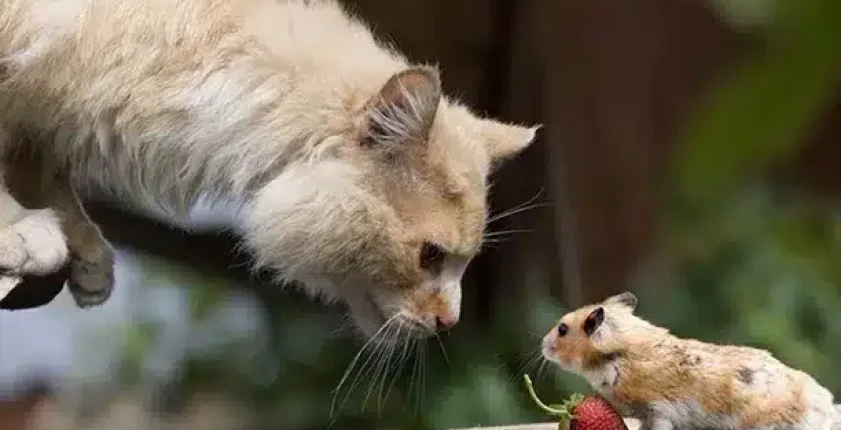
[0,0,537,336]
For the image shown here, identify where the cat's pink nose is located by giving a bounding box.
[435,314,458,331]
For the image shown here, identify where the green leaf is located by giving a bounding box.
[673,0,841,212]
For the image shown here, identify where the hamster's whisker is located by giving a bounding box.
[527,328,547,339]
[536,359,551,380]
[509,348,543,385]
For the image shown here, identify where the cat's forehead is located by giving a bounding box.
[427,103,492,171]
[393,165,487,255]
[383,140,487,254]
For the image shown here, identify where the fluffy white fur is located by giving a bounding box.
[0,0,537,337]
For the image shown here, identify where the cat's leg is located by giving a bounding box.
[0,166,69,300]
[3,148,114,307]
[41,171,114,308]
[0,185,24,299]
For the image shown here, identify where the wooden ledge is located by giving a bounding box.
[452,418,641,430]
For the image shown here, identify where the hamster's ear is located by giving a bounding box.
[583,306,605,336]
[603,291,638,311]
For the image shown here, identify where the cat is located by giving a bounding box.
[0,0,538,338]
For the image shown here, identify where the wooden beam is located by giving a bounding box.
[452,417,642,430]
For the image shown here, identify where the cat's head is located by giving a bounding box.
[245,67,538,339]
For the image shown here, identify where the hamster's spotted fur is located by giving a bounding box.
[542,292,840,430]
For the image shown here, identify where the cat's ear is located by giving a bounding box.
[479,120,540,161]
[603,291,638,311]
[362,66,441,148]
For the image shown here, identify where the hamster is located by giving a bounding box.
[541,291,840,430]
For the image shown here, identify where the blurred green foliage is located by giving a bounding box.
[674,0,841,210]
[108,0,841,428]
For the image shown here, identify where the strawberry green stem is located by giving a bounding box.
[523,374,570,417]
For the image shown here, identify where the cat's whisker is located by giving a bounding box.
[353,334,392,412]
[480,229,533,248]
[363,321,399,412]
[405,341,416,412]
[483,228,533,238]
[373,321,404,413]
[481,238,505,243]
[383,322,413,406]
[329,313,355,338]
[415,341,427,415]
[406,338,424,413]
[488,201,552,224]
[487,188,549,224]
[384,325,405,400]
[330,314,399,418]
[434,333,450,365]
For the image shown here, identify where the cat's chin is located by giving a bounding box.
[343,291,431,342]
[351,315,432,343]
[349,293,388,338]
[293,275,404,340]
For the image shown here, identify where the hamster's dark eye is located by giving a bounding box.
[557,323,569,337]
[420,242,445,271]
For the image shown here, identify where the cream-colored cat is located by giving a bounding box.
[0,0,537,337]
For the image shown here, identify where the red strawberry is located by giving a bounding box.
[523,375,628,430]
[563,395,627,430]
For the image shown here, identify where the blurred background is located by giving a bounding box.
[2,0,841,428]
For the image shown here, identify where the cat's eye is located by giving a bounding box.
[557,323,568,337]
[420,242,445,271]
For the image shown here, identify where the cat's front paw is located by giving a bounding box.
[0,270,69,310]
[67,231,115,308]
[0,275,22,303]
[0,208,68,276]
